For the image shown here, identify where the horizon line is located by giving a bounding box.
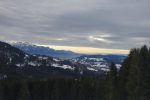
[37,44,129,55]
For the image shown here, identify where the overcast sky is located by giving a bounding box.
[0,0,150,54]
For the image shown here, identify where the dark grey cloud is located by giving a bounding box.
[0,0,150,50]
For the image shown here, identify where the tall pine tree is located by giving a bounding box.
[105,63,118,100]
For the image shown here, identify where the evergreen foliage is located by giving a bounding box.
[119,45,150,100]
[0,78,106,100]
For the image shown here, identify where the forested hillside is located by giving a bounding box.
[0,44,150,100]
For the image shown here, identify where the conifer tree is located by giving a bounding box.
[106,62,118,100]
[126,49,140,100]
[138,45,150,99]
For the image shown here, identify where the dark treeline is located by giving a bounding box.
[0,45,150,100]
[0,77,106,100]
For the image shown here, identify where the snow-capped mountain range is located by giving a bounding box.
[11,42,126,72]
[11,42,81,59]
[11,42,126,70]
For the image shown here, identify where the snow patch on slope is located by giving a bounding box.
[87,67,98,72]
[52,63,75,70]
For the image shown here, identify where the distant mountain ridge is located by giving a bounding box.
[11,42,81,59]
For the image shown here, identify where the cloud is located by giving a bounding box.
[88,35,113,44]
[0,0,150,50]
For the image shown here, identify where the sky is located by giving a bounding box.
[0,0,150,54]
